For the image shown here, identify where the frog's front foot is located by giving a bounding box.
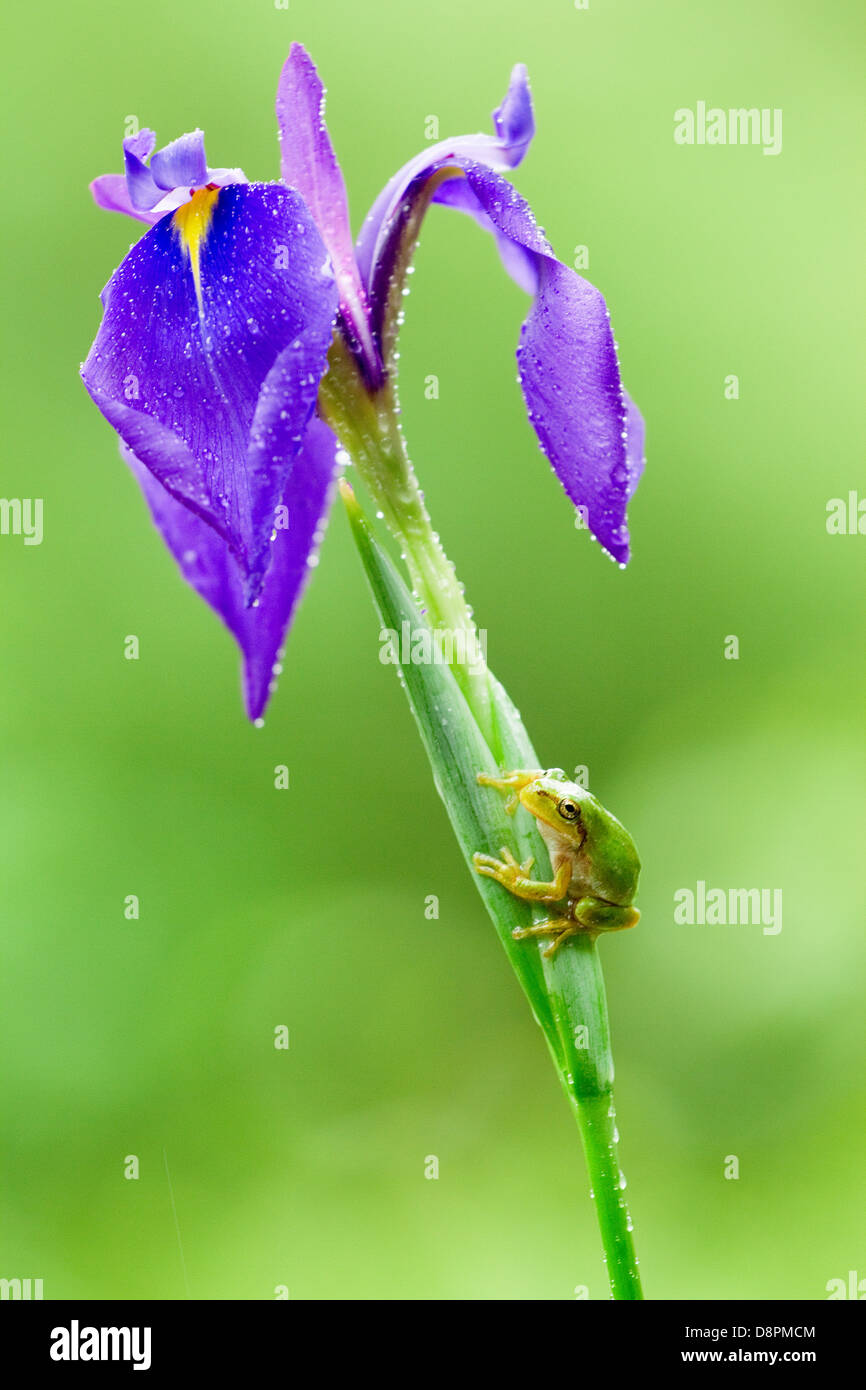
[477,769,544,815]
[472,846,535,892]
[472,849,571,903]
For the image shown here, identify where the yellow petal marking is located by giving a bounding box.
[173,184,220,313]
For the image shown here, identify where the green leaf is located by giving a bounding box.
[343,484,641,1298]
[343,484,562,1062]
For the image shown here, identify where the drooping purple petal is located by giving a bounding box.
[519,256,633,563]
[457,161,639,563]
[82,182,338,599]
[149,129,207,190]
[122,416,342,722]
[276,43,381,385]
[365,142,641,562]
[355,63,534,292]
[430,174,538,293]
[622,390,646,501]
[90,174,163,225]
[342,52,640,561]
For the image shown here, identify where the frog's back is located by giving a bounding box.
[579,799,641,904]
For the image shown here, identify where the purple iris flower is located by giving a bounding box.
[82,44,643,722]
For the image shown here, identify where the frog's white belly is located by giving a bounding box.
[537,820,583,895]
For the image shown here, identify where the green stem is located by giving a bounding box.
[572,1091,642,1299]
[320,338,494,743]
[540,966,642,1299]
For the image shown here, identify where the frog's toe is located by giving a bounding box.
[543,926,580,956]
[472,852,505,878]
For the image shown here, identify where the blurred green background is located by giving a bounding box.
[1,0,863,1300]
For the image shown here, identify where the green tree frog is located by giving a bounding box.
[472,768,641,956]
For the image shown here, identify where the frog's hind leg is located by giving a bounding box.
[512,916,580,956]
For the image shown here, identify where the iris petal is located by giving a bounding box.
[125,129,157,163]
[358,108,642,564]
[355,63,534,292]
[456,161,640,564]
[276,43,380,383]
[431,175,538,293]
[492,62,535,161]
[122,417,342,722]
[90,173,163,225]
[623,390,646,502]
[348,60,642,561]
[123,130,162,211]
[81,182,339,600]
[149,129,208,191]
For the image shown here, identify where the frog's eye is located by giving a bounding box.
[557,798,580,822]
